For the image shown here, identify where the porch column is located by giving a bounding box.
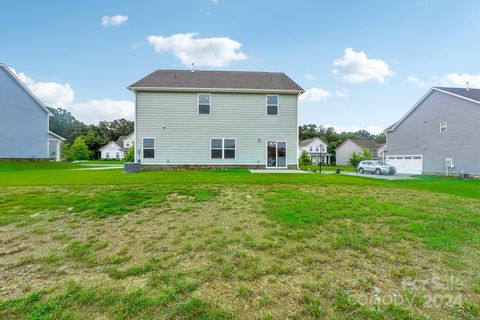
[56,141,60,161]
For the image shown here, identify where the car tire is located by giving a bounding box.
[358,168,364,174]
[375,168,381,175]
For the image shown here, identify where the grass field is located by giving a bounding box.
[0,161,479,319]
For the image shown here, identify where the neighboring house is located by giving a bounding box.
[384,87,480,175]
[128,70,304,169]
[335,139,383,166]
[0,64,64,161]
[100,133,134,160]
[298,137,331,164]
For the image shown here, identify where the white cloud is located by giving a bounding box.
[9,67,133,124]
[300,87,348,102]
[406,75,427,87]
[332,48,394,83]
[327,125,384,135]
[300,88,333,102]
[101,15,128,27]
[441,73,480,88]
[147,33,247,67]
[405,73,480,89]
[28,82,75,107]
[304,72,315,81]
[335,89,349,98]
[9,67,74,107]
[70,99,134,124]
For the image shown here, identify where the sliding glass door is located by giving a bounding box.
[266,141,287,168]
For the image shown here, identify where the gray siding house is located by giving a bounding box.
[335,139,383,166]
[128,70,304,169]
[385,87,480,175]
[0,64,64,160]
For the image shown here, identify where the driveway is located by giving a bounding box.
[322,171,417,180]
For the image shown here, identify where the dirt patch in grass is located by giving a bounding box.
[1,184,479,319]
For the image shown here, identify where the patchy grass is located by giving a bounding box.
[0,161,479,319]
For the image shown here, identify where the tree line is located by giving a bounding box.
[47,107,133,160]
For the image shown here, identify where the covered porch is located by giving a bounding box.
[48,132,65,161]
[309,152,332,165]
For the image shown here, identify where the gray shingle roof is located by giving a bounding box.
[350,139,383,151]
[128,70,304,93]
[299,137,327,147]
[115,135,127,148]
[434,87,480,102]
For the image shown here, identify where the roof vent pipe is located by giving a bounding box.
[466,81,470,91]
[191,62,195,72]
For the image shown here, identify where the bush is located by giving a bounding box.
[299,151,312,169]
[124,145,135,162]
[66,137,92,161]
[348,148,371,167]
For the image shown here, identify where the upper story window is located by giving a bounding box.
[266,95,279,115]
[198,93,211,114]
[315,146,319,152]
[309,146,313,151]
[142,138,155,159]
[211,138,236,159]
[440,122,447,133]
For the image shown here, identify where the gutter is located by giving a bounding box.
[127,86,304,95]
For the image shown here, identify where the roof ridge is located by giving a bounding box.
[154,69,286,74]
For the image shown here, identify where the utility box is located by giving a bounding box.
[124,162,141,173]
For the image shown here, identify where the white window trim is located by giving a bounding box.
[266,94,279,116]
[198,93,211,115]
[142,137,155,159]
[265,140,288,168]
[440,121,447,132]
[210,138,236,160]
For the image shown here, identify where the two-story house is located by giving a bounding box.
[384,87,480,175]
[100,133,134,160]
[128,70,304,169]
[298,137,331,164]
[0,64,64,161]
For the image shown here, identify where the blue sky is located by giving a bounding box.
[1,0,479,132]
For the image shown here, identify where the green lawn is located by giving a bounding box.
[0,161,479,319]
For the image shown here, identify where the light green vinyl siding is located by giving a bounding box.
[135,91,298,166]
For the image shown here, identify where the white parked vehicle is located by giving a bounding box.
[357,160,396,175]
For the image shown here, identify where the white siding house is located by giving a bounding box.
[298,137,331,164]
[100,133,134,160]
[128,70,304,169]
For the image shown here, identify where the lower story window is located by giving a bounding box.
[106,152,110,158]
[142,138,155,159]
[211,138,236,159]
